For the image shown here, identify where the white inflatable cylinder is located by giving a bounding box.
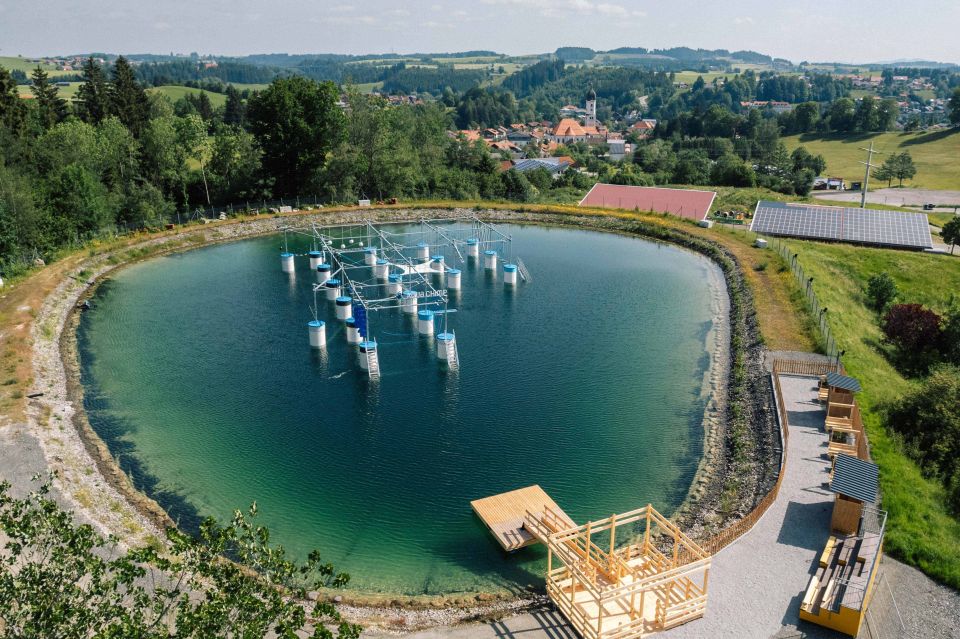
[436,332,455,360]
[358,340,378,371]
[431,255,445,271]
[483,250,497,270]
[308,251,322,270]
[281,252,295,273]
[417,309,435,335]
[401,289,418,314]
[387,273,403,295]
[374,258,389,279]
[345,317,361,344]
[466,238,479,258]
[307,320,326,348]
[447,269,461,290]
[503,263,518,285]
[324,278,341,300]
[335,296,352,321]
[364,247,377,266]
[417,242,430,262]
[316,263,331,284]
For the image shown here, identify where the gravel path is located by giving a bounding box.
[811,188,960,211]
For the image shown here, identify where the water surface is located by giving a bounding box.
[79,223,723,595]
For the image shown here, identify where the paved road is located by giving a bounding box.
[812,188,960,212]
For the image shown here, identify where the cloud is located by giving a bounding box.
[313,14,377,25]
[733,16,755,25]
[479,0,640,20]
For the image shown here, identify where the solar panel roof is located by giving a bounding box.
[750,200,933,250]
[830,454,879,504]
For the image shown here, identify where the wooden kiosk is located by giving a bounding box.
[820,373,864,458]
[473,487,711,639]
[800,454,885,637]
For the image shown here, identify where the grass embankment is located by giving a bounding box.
[782,129,960,191]
[790,240,960,588]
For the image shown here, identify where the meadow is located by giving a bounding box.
[782,129,960,190]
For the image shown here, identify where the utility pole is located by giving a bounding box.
[858,142,884,209]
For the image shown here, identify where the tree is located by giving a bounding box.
[110,56,151,138]
[872,161,894,187]
[854,95,879,132]
[42,163,115,243]
[247,77,345,197]
[882,303,943,371]
[77,56,112,124]
[29,66,68,129]
[890,151,917,187]
[941,216,960,254]
[827,98,856,132]
[0,66,28,133]
[223,84,245,127]
[792,101,820,133]
[866,272,898,311]
[710,153,755,187]
[949,87,960,127]
[0,479,361,638]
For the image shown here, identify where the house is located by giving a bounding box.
[607,138,630,161]
[630,118,657,137]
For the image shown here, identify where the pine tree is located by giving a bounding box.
[0,66,28,132]
[109,56,150,137]
[77,57,111,124]
[196,91,213,121]
[30,66,68,130]
[223,85,245,126]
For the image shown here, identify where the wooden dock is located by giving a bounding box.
[471,485,575,551]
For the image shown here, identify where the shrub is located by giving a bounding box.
[882,303,943,371]
[866,272,898,312]
[888,365,960,514]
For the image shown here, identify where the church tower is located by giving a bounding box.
[585,86,597,128]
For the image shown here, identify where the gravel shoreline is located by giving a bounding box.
[25,207,776,629]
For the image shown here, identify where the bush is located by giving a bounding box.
[866,272,898,312]
[881,303,943,371]
[887,365,960,514]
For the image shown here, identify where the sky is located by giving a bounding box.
[1,0,958,64]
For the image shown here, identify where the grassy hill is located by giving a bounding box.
[0,55,75,77]
[146,86,228,107]
[783,129,960,190]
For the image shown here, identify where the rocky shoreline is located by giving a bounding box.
[26,206,777,629]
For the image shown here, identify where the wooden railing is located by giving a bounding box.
[774,358,841,377]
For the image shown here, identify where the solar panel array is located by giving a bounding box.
[750,200,933,249]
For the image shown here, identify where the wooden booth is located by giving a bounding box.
[801,455,884,637]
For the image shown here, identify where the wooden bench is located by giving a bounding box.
[819,536,837,567]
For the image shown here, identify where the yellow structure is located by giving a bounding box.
[474,487,711,639]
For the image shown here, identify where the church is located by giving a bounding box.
[548,87,607,144]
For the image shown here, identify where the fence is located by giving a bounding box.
[698,360,793,555]
[770,237,841,360]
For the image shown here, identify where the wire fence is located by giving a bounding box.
[770,237,842,361]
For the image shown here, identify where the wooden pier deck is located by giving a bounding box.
[471,485,575,551]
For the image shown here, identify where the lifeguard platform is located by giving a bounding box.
[473,486,712,638]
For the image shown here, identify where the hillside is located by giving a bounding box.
[783,130,960,190]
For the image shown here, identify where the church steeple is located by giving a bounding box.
[585,85,597,128]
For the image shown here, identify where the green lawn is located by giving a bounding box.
[783,130,960,190]
[788,239,960,588]
[147,86,227,107]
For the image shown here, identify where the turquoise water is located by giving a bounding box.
[78,223,722,596]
